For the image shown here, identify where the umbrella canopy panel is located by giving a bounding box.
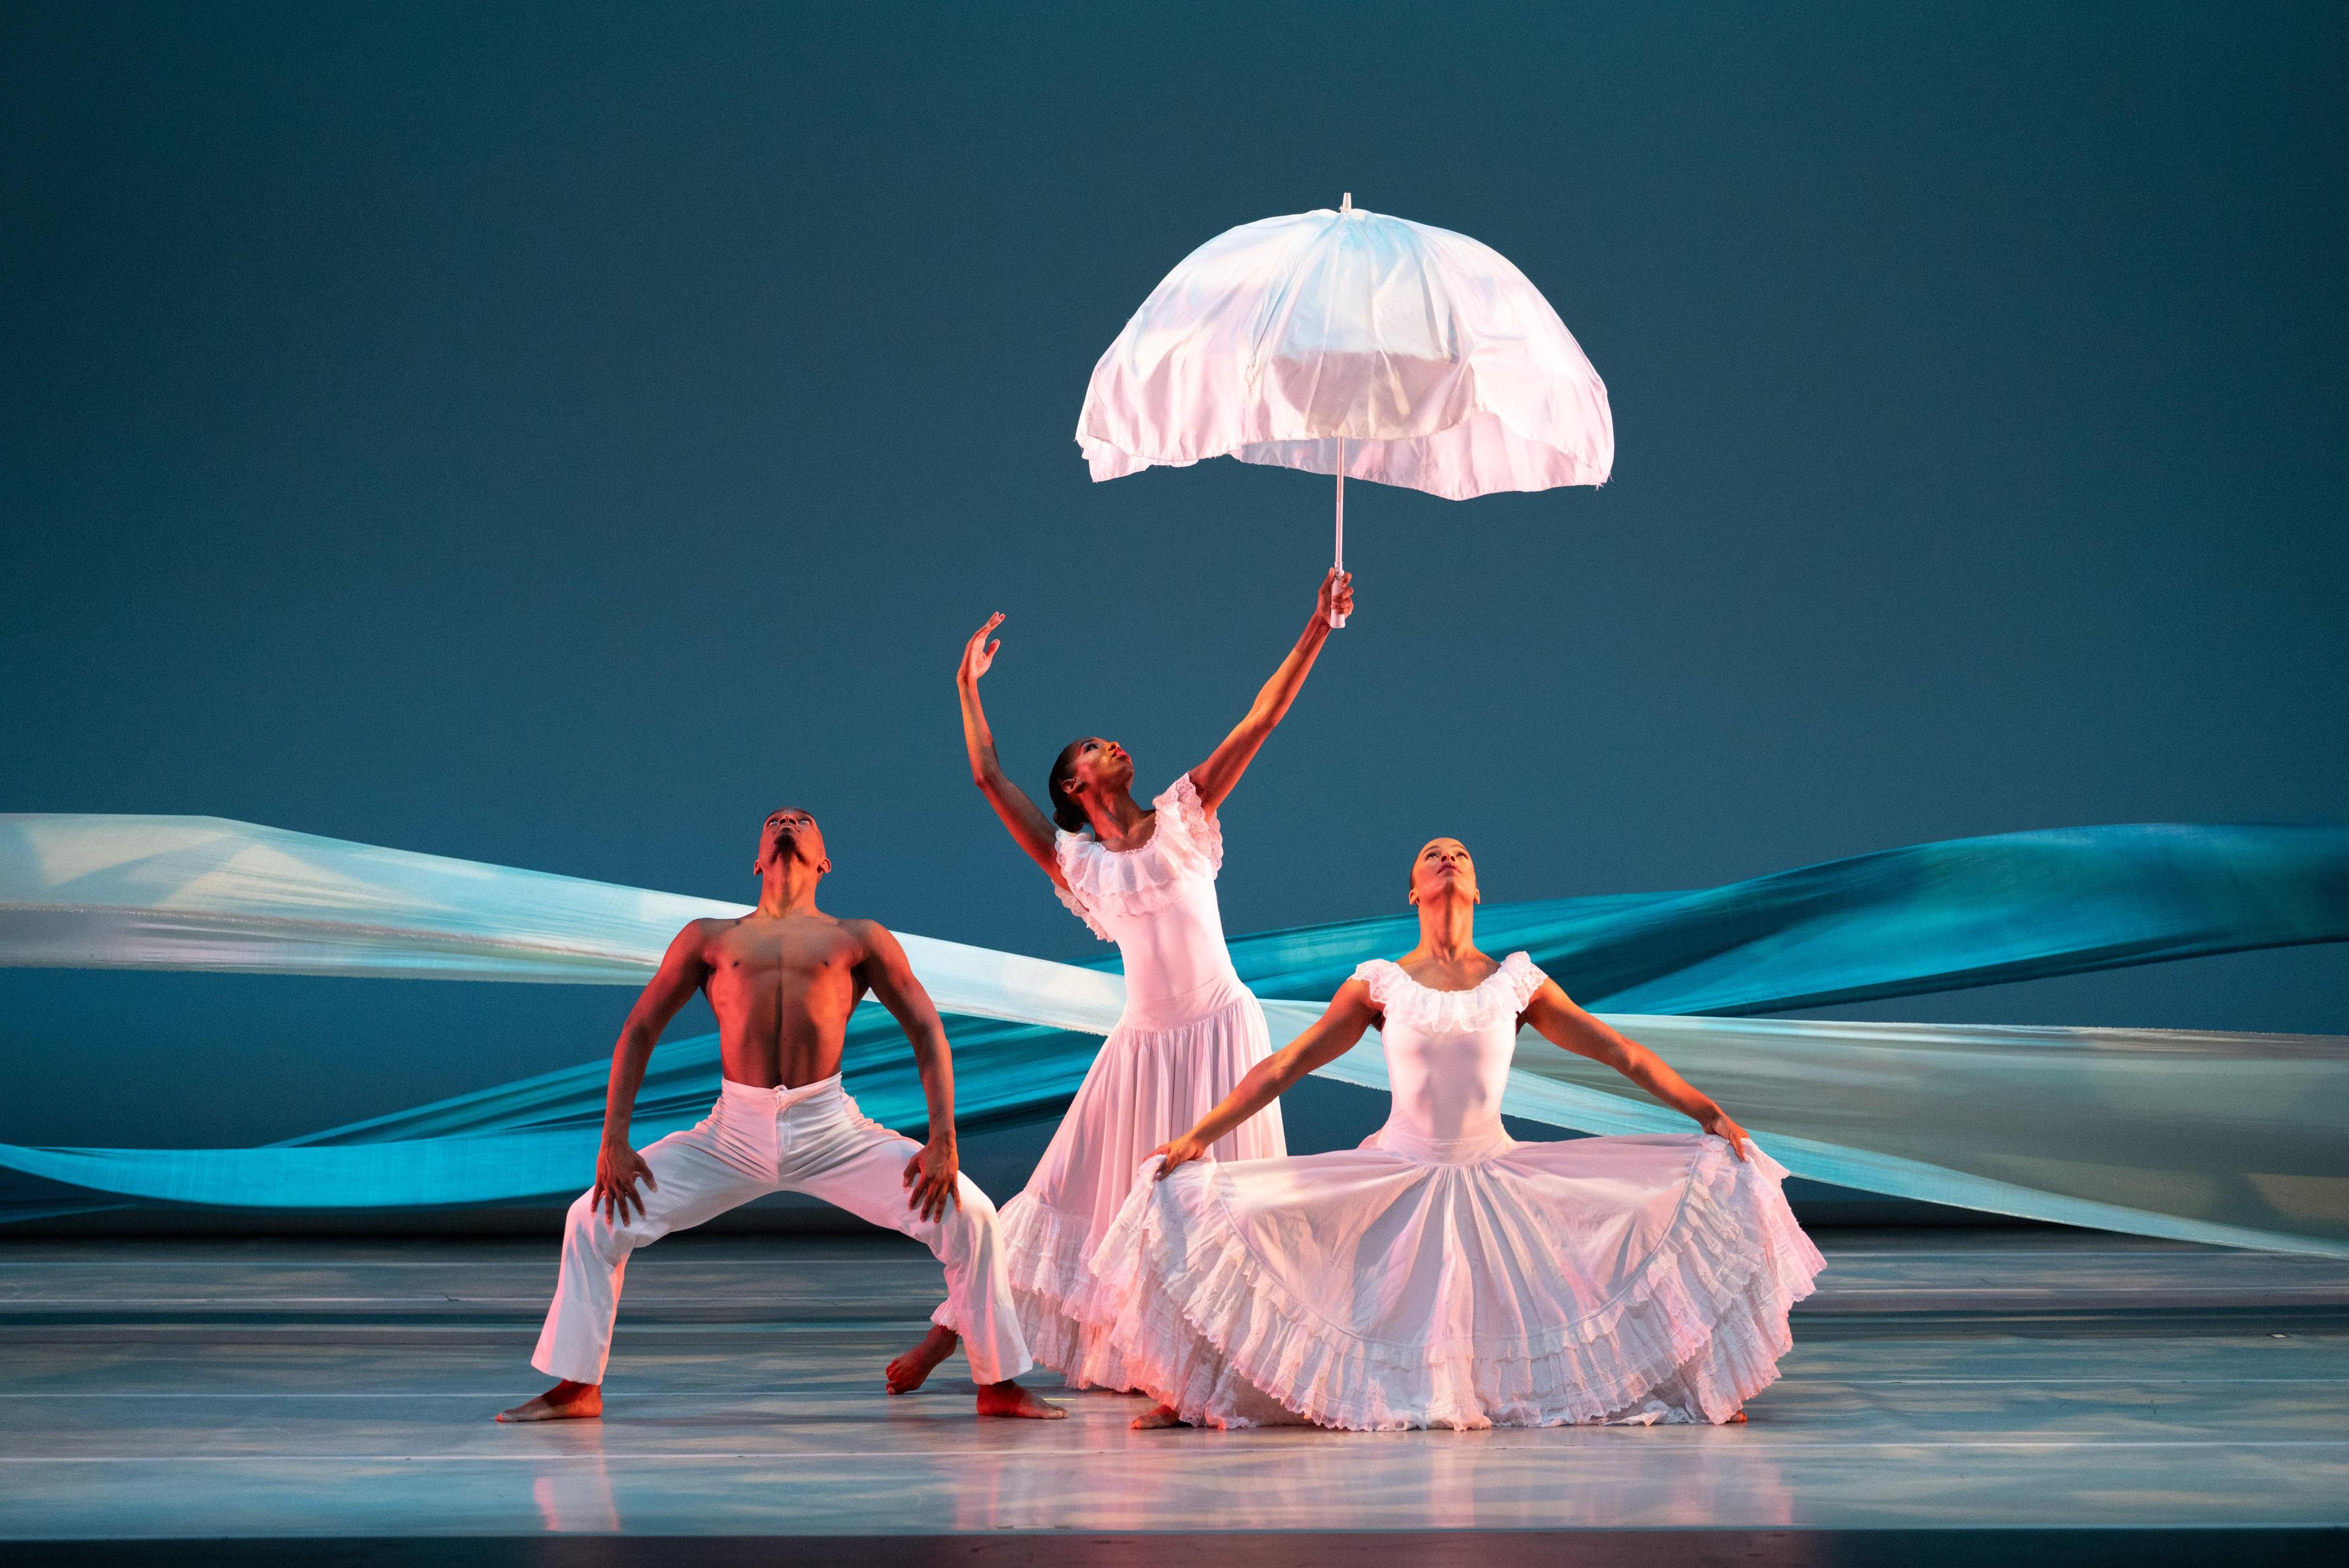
[1078,205,1614,500]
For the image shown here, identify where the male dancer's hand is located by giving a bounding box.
[593,1141,658,1223]
[903,1137,962,1223]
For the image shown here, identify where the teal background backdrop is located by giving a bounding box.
[3,2,2345,1158]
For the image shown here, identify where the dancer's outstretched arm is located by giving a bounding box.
[592,921,713,1221]
[853,921,964,1224]
[956,614,1066,886]
[1152,979,1382,1176]
[1186,569,1355,814]
[1521,983,1754,1160]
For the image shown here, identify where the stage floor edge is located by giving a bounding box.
[12,1529,2349,1568]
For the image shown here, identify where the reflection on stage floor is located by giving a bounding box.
[1,1228,2345,1553]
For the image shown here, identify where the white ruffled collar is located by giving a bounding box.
[1357,951,1544,1035]
[1051,774,1225,941]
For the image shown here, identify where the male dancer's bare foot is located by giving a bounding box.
[976,1380,1066,1419]
[886,1325,960,1395]
[495,1380,602,1422]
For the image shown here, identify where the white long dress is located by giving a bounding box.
[1077,952,1824,1430]
[996,773,1286,1386]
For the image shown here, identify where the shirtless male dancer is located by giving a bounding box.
[497,807,1061,1421]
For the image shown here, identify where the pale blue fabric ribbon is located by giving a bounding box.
[2,816,2343,1254]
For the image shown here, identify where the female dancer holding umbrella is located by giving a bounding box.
[885,568,1354,1395]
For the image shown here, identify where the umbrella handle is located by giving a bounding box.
[1330,435,1348,629]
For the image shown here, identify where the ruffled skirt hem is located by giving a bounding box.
[1072,1136,1825,1431]
[997,983,1284,1389]
[996,1192,1149,1390]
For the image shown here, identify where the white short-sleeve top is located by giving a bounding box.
[1353,952,1548,1145]
[1053,773,1237,1008]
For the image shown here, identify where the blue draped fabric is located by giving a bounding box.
[1229,823,2349,1012]
[1,816,2345,1252]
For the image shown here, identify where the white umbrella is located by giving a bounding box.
[1077,195,1614,625]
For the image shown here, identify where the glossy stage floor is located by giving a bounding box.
[4,1228,2345,1566]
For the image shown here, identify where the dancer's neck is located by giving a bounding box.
[1082,789,1151,846]
[754,868,825,919]
[1411,891,1479,960]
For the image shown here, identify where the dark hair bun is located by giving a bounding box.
[1047,740,1089,833]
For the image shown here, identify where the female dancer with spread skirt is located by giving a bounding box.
[1080,835,1824,1431]
[886,568,1355,1396]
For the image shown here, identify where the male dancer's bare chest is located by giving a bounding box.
[700,926,866,1088]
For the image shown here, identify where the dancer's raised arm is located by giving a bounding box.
[1186,569,1354,813]
[955,613,1065,886]
[1152,978,1382,1176]
[1520,984,1754,1161]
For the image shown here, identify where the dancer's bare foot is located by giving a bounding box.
[495,1380,602,1422]
[1131,1402,1185,1430]
[976,1380,1066,1419]
[1724,1409,1748,1424]
[887,1325,959,1395]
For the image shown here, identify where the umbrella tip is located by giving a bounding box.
[1340,191,1352,213]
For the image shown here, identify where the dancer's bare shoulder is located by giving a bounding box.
[829,916,921,986]
[674,915,757,987]
[651,913,751,968]
[676,914,732,953]
[628,918,724,1009]
[836,915,901,959]
[841,919,942,1025]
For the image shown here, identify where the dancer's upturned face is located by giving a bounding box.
[755,808,828,878]
[1409,838,1479,906]
[1062,738,1135,806]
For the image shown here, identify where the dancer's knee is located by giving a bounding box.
[927,1179,999,1261]
[954,1178,999,1225]
[563,1191,636,1260]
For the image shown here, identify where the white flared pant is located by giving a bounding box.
[531,1076,1031,1386]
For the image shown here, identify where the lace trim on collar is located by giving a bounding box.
[1353,951,1545,1033]
[1050,773,1223,940]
